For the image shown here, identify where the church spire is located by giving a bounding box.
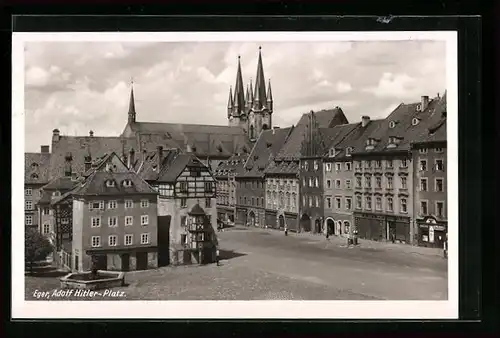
[233,55,246,115]
[227,85,233,118]
[128,79,136,124]
[266,79,273,110]
[253,46,267,110]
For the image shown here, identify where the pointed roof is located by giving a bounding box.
[233,56,246,113]
[128,82,136,115]
[227,86,233,109]
[248,79,254,103]
[266,79,273,102]
[253,47,267,110]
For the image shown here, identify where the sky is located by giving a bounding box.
[23,40,446,153]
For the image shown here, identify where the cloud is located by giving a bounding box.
[23,40,446,152]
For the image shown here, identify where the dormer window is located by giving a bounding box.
[105,180,115,187]
[53,191,61,197]
[412,118,420,126]
[329,148,336,157]
[365,138,378,150]
[346,147,353,157]
[31,173,39,179]
[388,121,396,129]
[304,162,309,171]
[122,179,133,188]
[31,163,38,169]
[387,136,402,149]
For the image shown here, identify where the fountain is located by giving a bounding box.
[59,257,125,290]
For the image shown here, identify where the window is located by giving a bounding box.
[436,202,445,217]
[386,160,393,168]
[314,161,319,171]
[108,200,117,209]
[435,159,444,171]
[365,197,372,210]
[304,162,309,171]
[125,216,133,226]
[435,178,444,192]
[141,215,149,226]
[308,177,313,188]
[356,195,362,209]
[91,217,101,228]
[419,148,428,154]
[315,196,319,208]
[181,198,187,208]
[419,160,427,171]
[389,121,396,128]
[205,198,212,208]
[365,160,371,168]
[141,199,149,208]
[375,160,382,168]
[89,201,104,210]
[326,163,332,172]
[108,235,117,247]
[387,176,393,189]
[355,161,362,169]
[400,159,408,168]
[251,197,255,206]
[141,233,150,245]
[25,215,33,226]
[356,177,362,188]
[179,182,187,192]
[375,177,382,189]
[53,191,61,197]
[205,182,214,193]
[345,179,352,189]
[420,201,428,215]
[31,173,39,180]
[365,176,371,188]
[309,197,312,207]
[335,197,341,209]
[346,147,353,156]
[400,198,408,213]
[302,195,306,207]
[335,163,342,171]
[43,207,50,215]
[345,162,352,171]
[25,200,33,210]
[326,197,332,209]
[329,149,335,157]
[91,236,101,248]
[124,234,133,246]
[345,197,352,210]
[375,197,382,210]
[314,177,319,188]
[108,216,118,227]
[125,200,133,209]
[25,188,32,196]
[400,177,407,189]
[122,179,133,188]
[335,179,341,189]
[412,118,420,126]
[326,180,331,189]
[43,223,50,234]
[435,147,444,153]
[420,178,428,191]
[387,197,394,212]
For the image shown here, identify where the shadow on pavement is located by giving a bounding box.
[219,249,246,260]
[25,270,69,278]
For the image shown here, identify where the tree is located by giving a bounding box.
[25,227,53,275]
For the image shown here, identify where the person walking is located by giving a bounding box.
[284,225,288,236]
[216,248,220,266]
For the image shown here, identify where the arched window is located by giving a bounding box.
[286,192,290,209]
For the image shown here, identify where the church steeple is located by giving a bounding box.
[266,79,273,110]
[233,55,246,115]
[227,86,233,118]
[128,79,136,124]
[253,46,267,110]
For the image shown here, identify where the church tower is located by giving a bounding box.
[227,56,248,133]
[248,46,273,142]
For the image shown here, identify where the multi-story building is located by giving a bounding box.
[352,95,443,245]
[265,108,349,232]
[412,93,447,248]
[322,122,369,237]
[25,145,51,229]
[138,146,218,266]
[235,127,292,227]
[70,169,159,272]
[299,112,327,234]
[214,153,248,224]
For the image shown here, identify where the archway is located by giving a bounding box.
[300,214,311,232]
[278,214,286,229]
[343,221,351,237]
[325,218,335,236]
[248,211,256,227]
[335,221,342,236]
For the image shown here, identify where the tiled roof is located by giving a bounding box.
[42,175,80,191]
[265,159,300,176]
[352,96,443,155]
[214,153,248,178]
[137,148,181,182]
[275,107,348,160]
[413,93,447,144]
[25,152,51,184]
[72,171,157,197]
[238,127,293,178]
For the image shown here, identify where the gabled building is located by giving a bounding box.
[137,146,218,266]
[411,93,447,248]
[265,108,349,232]
[351,95,443,245]
[235,126,292,227]
[25,145,51,229]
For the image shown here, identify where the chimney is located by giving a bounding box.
[89,130,94,137]
[52,129,60,143]
[64,152,72,177]
[361,116,370,128]
[40,145,50,153]
[421,95,429,111]
[128,148,135,170]
[156,146,163,168]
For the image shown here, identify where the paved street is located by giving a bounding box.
[25,226,447,301]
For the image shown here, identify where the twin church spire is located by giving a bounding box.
[227,47,274,140]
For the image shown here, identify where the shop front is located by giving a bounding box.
[417,216,447,248]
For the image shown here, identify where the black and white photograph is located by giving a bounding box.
[12,31,458,319]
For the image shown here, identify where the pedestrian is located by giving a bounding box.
[284,225,288,236]
[216,248,220,266]
[391,230,395,244]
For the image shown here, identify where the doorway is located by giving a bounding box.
[92,254,107,270]
[326,218,335,236]
[136,252,148,270]
[300,214,311,232]
[248,211,256,227]
[278,214,286,229]
[121,253,130,271]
